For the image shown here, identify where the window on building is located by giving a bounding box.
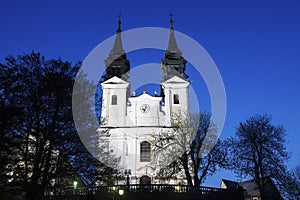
[104,141,109,152]
[140,141,151,162]
[125,141,129,156]
[111,95,117,105]
[174,94,180,104]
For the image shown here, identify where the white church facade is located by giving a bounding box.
[99,17,190,185]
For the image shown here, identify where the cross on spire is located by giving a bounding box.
[117,13,122,33]
[169,12,174,30]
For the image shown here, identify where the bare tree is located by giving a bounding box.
[150,112,227,186]
[227,114,291,199]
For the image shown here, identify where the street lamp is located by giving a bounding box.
[118,189,124,196]
[175,185,180,192]
[73,181,78,195]
[73,181,78,189]
[113,187,124,200]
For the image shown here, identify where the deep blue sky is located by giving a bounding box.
[1,0,300,187]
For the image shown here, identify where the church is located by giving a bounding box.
[99,17,190,185]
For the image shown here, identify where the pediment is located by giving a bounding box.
[129,93,162,102]
[102,76,128,84]
[163,75,188,83]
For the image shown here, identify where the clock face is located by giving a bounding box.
[140,104,150,113]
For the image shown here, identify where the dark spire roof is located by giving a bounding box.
[167,13,182,56]
[103,16,130,82]
[109,15,125,57]
[161,14,188,81]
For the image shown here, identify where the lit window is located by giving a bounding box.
[174,94,180,104]
[111,95,117,105]
[140,141,151,162]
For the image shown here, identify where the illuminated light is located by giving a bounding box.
[73,181,78,189]
[118,189,124,196]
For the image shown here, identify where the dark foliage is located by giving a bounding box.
[0,52,117,200]
[226,114,295,199]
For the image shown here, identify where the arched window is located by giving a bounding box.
[174,94,180,104]
[140,141,151,162]
[111,95,117,105]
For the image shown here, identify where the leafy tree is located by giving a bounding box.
[0,52,81,199]
[281,165,300,199]
[151,112,227,186]
[227,114,291,199]
[295,165,300,198]
[0,55,26,198]
[0,52,119,199]
[72,71,122,186]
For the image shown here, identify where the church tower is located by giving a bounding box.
[162,15,190,124]
[101,18,130,127]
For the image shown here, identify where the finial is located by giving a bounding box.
[154,90,158,96]
[132,90,136,97]
[169,12,174,30]
[143,86,147,94]
[117,13,122,33]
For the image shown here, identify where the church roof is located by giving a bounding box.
[221,179,240,189]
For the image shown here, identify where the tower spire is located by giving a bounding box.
[167,13,182,56]
[103,15,130,82]
[161,14,188,81]
[111,14,124,53]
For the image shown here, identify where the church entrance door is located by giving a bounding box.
[140,175,151,185]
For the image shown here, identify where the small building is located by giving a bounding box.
[221,177,283,200]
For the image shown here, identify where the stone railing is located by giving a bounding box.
[45,184,243,197]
